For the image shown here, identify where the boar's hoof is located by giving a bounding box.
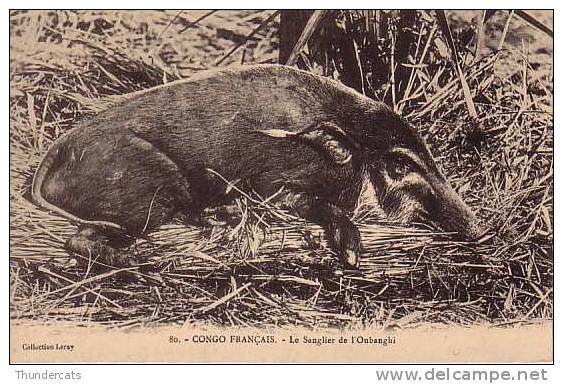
[65,226,138,269]
[327,217,362,269]
[342,249,361,269]
[204,204,242,226]
[93,248,138,269]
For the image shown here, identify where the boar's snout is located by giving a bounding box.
[434,184,486,241]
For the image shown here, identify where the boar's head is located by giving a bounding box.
[358,107,484,240]
[258,105,484,241]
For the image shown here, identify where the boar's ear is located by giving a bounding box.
[257,122,358,165]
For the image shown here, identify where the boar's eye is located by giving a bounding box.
[386,151,419,180]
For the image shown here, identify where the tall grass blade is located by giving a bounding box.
[435,10,478,120]
[285,10,329,66]
[514,10,553,38]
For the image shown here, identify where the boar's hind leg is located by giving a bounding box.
[293,195,362,269]
[65,225,137,269]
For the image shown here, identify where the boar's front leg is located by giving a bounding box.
[65,225,137,269]
[292,194,362,268]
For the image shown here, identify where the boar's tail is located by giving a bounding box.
[31,132,125,232]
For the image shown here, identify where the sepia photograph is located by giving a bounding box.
[9,9,553,363]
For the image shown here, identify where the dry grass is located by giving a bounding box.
[9,10,552,329]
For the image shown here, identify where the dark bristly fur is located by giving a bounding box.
[31,64,483,269]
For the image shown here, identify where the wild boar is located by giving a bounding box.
[31,64,483,269]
